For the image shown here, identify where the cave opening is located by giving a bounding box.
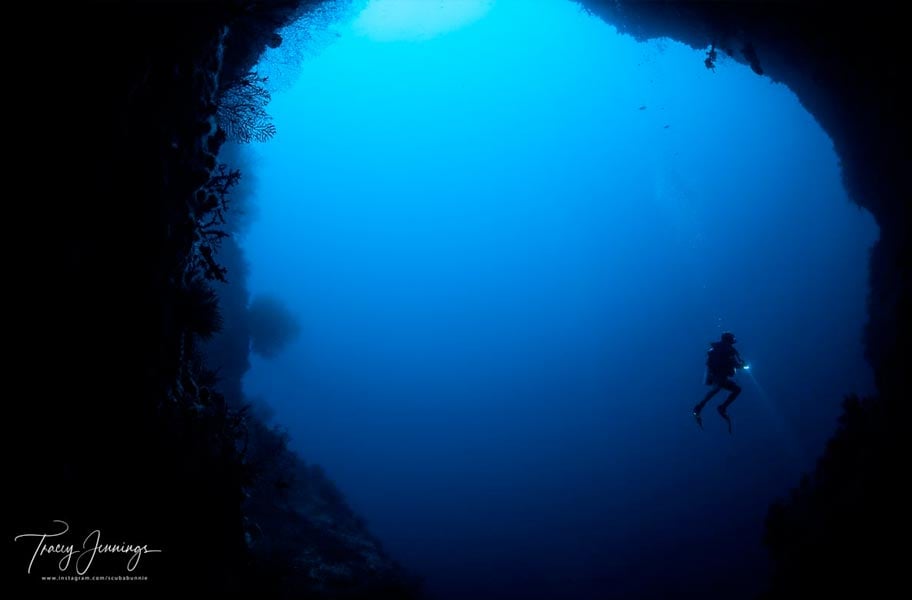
[224,0,878,598]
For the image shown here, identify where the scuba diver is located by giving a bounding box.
[693,331,746,433]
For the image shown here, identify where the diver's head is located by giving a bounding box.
[721,331,736,344]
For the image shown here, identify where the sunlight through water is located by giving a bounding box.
[354,0,494,41]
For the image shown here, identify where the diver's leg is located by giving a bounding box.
[693,386,719,429]
[713,380,738,433]
[694,385,721,414]
[718,381,742,413]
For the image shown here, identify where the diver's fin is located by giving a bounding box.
[717,406,732,434]
[693,409,703,430]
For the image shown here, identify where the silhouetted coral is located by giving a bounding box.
[218,71,277,144]
[174,277,224,340]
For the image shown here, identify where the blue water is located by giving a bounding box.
[239,1,877,598]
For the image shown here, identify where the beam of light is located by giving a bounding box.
[741,365,811,465]
[353,0,494,42]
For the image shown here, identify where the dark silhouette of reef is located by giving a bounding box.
[580,2,909,597]
[5,1,908,598]
[7,1,419,598]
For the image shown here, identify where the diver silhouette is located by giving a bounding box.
[693,331,746,433]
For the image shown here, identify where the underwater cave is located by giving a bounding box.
[8,1,907,599]
[230,2,878,598]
